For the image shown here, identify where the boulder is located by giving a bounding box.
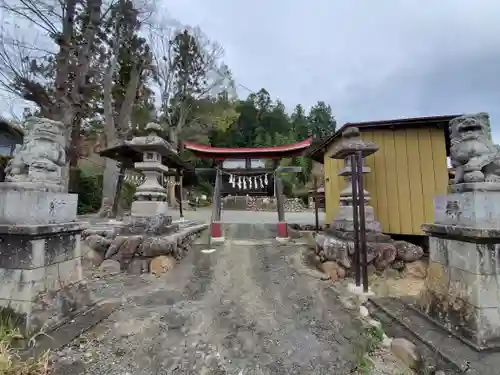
[150,255,177,275]
[394,241,424,262]
[125,258,149,273]
[105,236,128,259]
[98,259,121,274]
[85,234,111,253]
[82,243,104,267]
[319,261,345,281]
[372,242,397,270]
[321,236,352,268]
[391,259,406,272]
[118,235,143,259]
[140,236,174,257]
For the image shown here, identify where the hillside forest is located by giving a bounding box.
[0,0,336,211]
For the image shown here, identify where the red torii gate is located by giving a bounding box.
[184,138,313,243]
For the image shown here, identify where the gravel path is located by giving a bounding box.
[53,224,368,374]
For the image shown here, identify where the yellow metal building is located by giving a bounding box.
[309,115,460,236]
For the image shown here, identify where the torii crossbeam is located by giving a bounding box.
[184,138,312,243]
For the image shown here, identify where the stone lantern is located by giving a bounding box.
[125,122,176,234]
[329,127,382,236]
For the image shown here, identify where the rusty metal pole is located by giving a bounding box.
[350,154,361,287]
[177,170,184,220]
[356,151,369,293]
[314,176,320,233]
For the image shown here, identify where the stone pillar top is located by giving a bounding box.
[329,127,379,160]
[145,122,162,135]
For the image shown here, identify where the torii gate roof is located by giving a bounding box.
[183,137,313,159]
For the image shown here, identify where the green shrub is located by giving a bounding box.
[76,168,136,215]
[119,181,136,209]
[75,169,103,215]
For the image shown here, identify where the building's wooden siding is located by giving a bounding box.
[323,127,448,235]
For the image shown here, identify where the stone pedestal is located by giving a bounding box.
[0,189,89,332]
[420,187,500,350]
[131,200,169,217]
[0,116,93,333]
[0,185,78,224]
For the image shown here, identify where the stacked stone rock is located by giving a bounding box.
[283,198,306,212]
[289,223,326,231]
[316,234,425,280]
[223,196,306,212]
[81,224,207,273]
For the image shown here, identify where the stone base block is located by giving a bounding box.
[0,221,89,332]
[419,233,500,349]
[0,188,78,225]
[434,190,500,229]
[330,205,381,232]
[0,281,93,333]
[131,200,170,217]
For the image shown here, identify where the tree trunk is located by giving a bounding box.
[98,158,121,217]
[68,113,82,193]
[168,128,178,208]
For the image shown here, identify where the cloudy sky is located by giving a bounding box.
[165,0,500,139]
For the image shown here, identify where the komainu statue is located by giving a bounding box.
[5,117,66,190]
[449,112,500,184]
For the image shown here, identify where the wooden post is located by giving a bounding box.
[275,175,285,222]
[210,162,224,242]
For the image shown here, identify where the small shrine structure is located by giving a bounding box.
[184,138,312,242]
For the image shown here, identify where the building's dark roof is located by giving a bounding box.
[308,114,462,163]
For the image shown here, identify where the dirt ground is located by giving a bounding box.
[51,223,411,375]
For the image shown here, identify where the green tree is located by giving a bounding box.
[98,0,154,216]
[307,101,337,139]
[291,104,309,140]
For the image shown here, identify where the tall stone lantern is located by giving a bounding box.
[125,122,177,234]
[329,127,382,237]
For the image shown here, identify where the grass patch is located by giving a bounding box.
[353,324,385,374]
[0,313,51,374]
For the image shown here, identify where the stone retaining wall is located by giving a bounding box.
[222,196,306,212]
[81,224,208,274]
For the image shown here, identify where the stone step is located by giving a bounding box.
[367,296,500,374]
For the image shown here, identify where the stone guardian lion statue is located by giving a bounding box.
[4,117,66,189]
[449,112,500,184]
